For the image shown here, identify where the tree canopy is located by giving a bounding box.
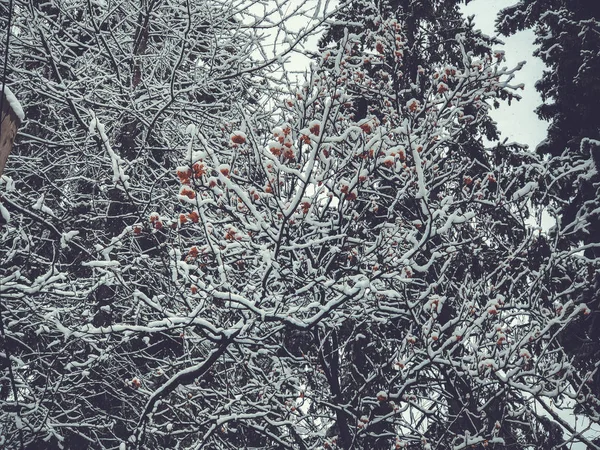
[1,0,599,449]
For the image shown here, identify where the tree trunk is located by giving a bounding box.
[0,89,21,175]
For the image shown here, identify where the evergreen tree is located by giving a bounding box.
[498,0,600,421]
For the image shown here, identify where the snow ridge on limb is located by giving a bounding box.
[0,83,25,122]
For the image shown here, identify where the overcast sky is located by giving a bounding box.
[461,0,547,150]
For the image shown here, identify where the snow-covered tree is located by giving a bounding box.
[69,7,599,450]
[137,14,597,446]
[1,0,598,448]
[0,0,328,447]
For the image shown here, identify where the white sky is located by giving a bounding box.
[461,0,547,150]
